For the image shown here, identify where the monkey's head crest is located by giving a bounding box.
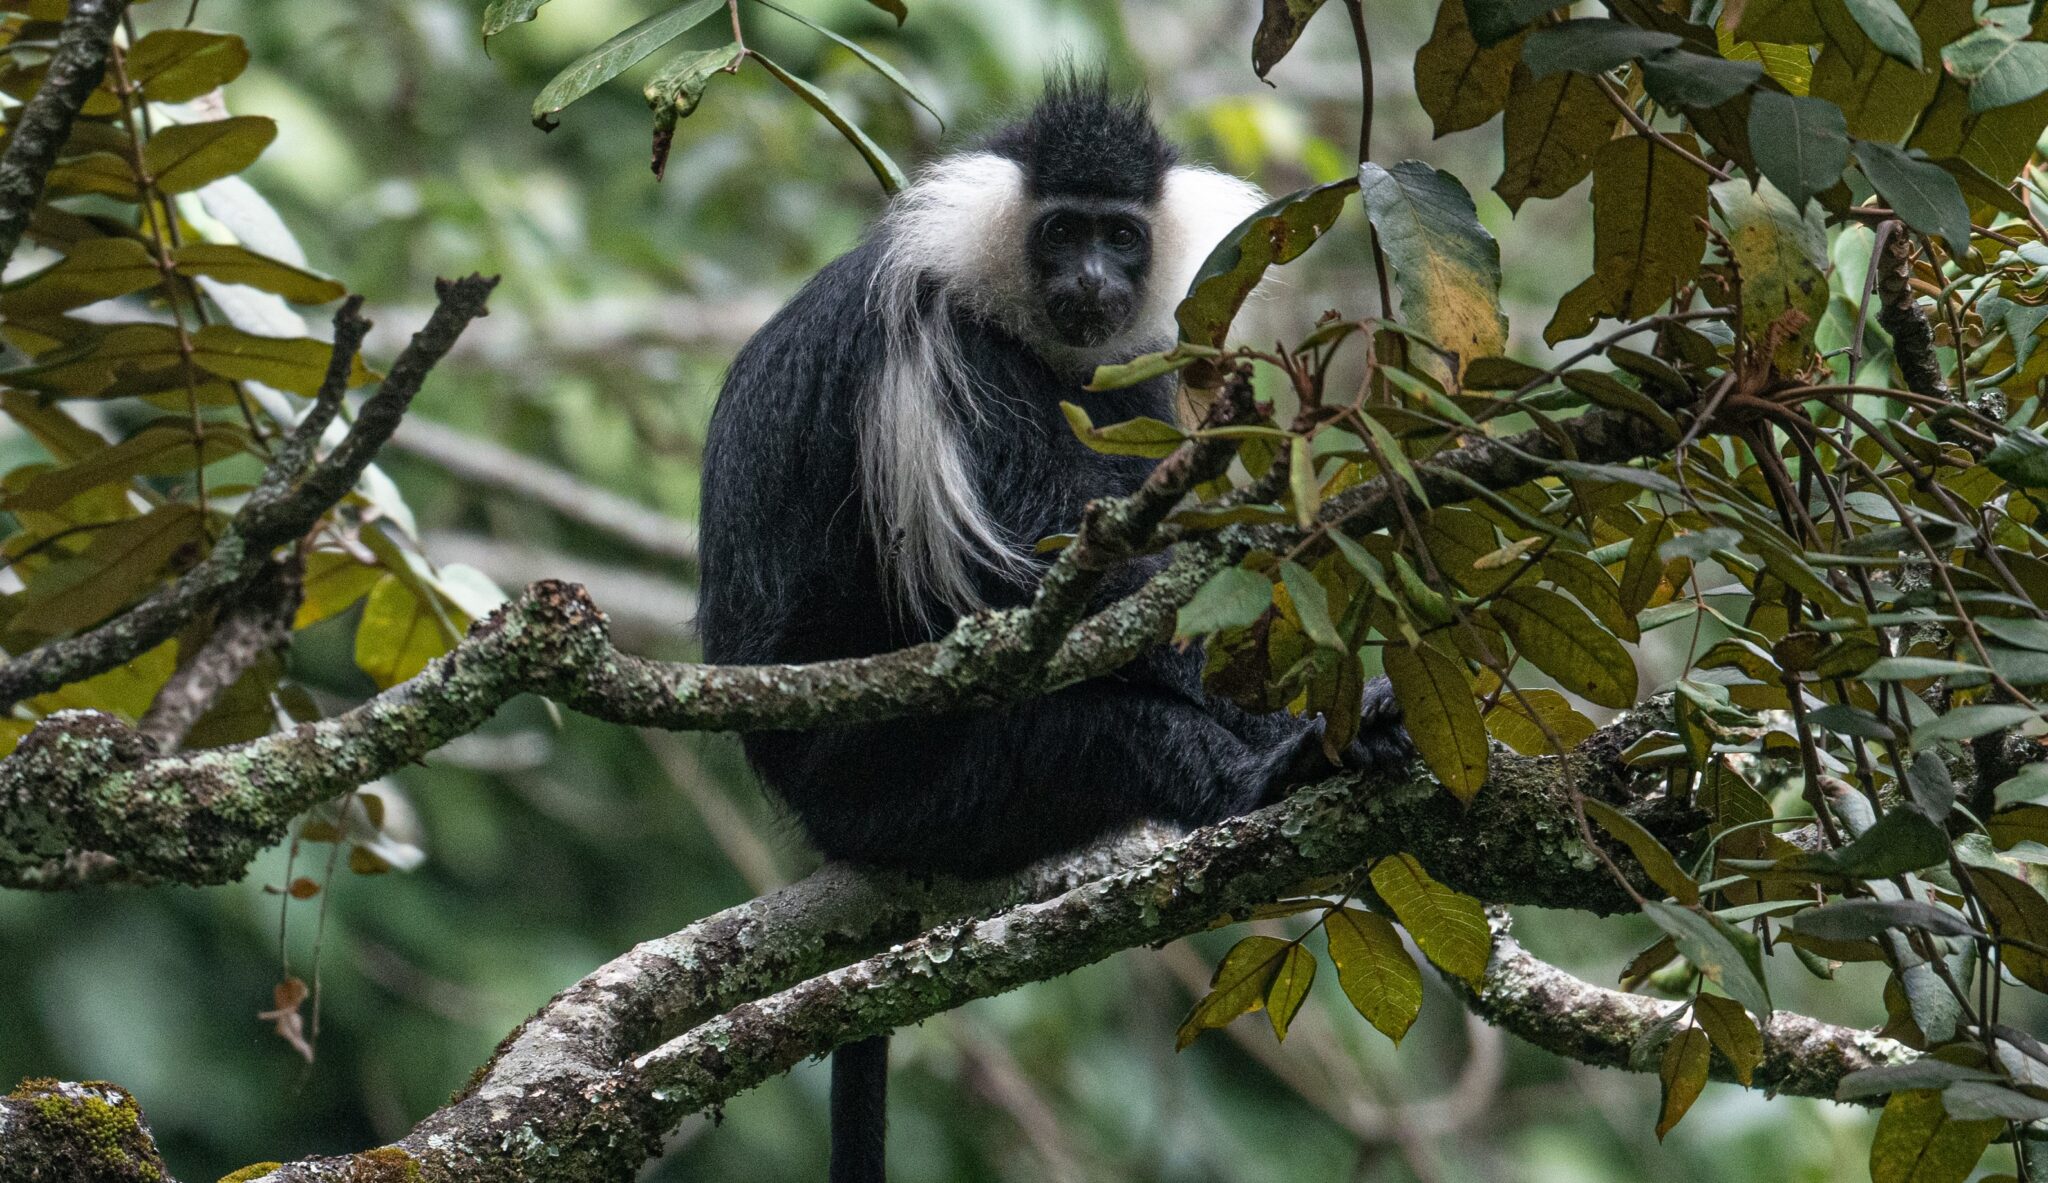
[982,70,1178,205]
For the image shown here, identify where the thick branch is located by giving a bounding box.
[181,770,1885,1182]
[0,0,129,270]
[136,554,303,751]
[1460,914,1911,1100]
[0,277,495,711]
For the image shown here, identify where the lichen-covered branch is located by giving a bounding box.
[0,277,497,712]
[23,768,1887,1183]
[1459,913,1912,1099]
[0,0,130,271]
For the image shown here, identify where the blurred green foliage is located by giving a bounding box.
[5,1,2024,1180]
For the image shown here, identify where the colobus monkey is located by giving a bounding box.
[698,74,1407,1183]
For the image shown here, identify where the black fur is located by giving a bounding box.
[983,70,1174,203]
[696,86,1407,1183]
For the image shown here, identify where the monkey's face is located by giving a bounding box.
[1028,207,1151,348]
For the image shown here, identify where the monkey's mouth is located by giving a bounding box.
[1044,296,1132,348]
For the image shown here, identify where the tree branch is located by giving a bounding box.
[0,276,496,712]
[0,0,130,271]
[1872,227,1951,405]
[389,416,700,563]
[135,553,303,751]
[3,767,1905,1182]
[1459,913,1912,1100]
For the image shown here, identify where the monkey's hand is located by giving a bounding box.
[1261,675,1413,796]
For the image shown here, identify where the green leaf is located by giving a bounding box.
[1810,0,1970,142]
[1965,865,2048,991]
[1263,942,1317,1042]
[1583,798,1698,904]
[1770,805,1953,879]
[1912,704,2040,746]
[1521,18,1680,77]
[1324,907,1423,1043]
[531,0,727,129]
[1057,402,1185,458]
[1589,134,1710,319]
[482,0,550,39]
[1279,560,1344,650]
[1415,0,1526,136]
[1869,1090,2001,1183]
[1861,656,1991,680]
[123,29,250,101]
[1175,935,1292,1050]
[1491,584,1638,709]
[1747,91,1850,209]
[862,0,907,25]
[1085,345,1216,392]
[1855,141,1972,248]
[1642,900,1772,1022]
[1693,994,1762,1086]
[1463,0,1565,48]
[1840,1061,2004,1101]
[751,53,907,195]
[1370,853,1490,987]
[143,116,277,194]
[1845,0,1924,69]
[643,42,743,120]
[1358,161,1507,378]
[1177,178,1355,348]
[1656,1026,1711,1138]
[1790,899,1977,941]
[1712,176,1829,373]
[1176,567,1272,637]
[752,0,943,127]
[1382,643,1487,803]
[1943,26,2048,112]
[1253,0,1334,78]
[173,243,346,304]
[1496,66,1618,211]
[1986,428,2048,489]
[0,237,160,317]
[1640,48,1764,109]
[1994,764,2048,807]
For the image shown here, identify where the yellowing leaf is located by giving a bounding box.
[295,550,388,630]
[1175,935,1293,1050]
[353,574,455,690]
[1870,1089,2001,1183]
[1382,642,1487,802]
[189,325,373,395]
[1495,66,1618,212]
[1324,906,1423,1043]
[1712,177,1830,374]
[1415,0,1526,136]
[10,506,205,637]
[1264,942,1317,1042]
[7,422,247,511]
[123,29,250,102]
[1583,798,1699,904]
[1656,1026,1712,1138]
[1370,853,1490,986]
[1692,993,1763,1086]
[1359,161,1507,379]
[1590,134,1709,319]
[1492,585,1639,709]
[174,244,346,305]
[1483,687,1597,755]
[1177,179,1355,348]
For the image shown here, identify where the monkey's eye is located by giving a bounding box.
[1106,224,1140,250]
[1042,216,1077,246]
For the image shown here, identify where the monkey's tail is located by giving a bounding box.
[829,1035,889,1183]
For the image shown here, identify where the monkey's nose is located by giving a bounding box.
[1076,273,1103,296]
